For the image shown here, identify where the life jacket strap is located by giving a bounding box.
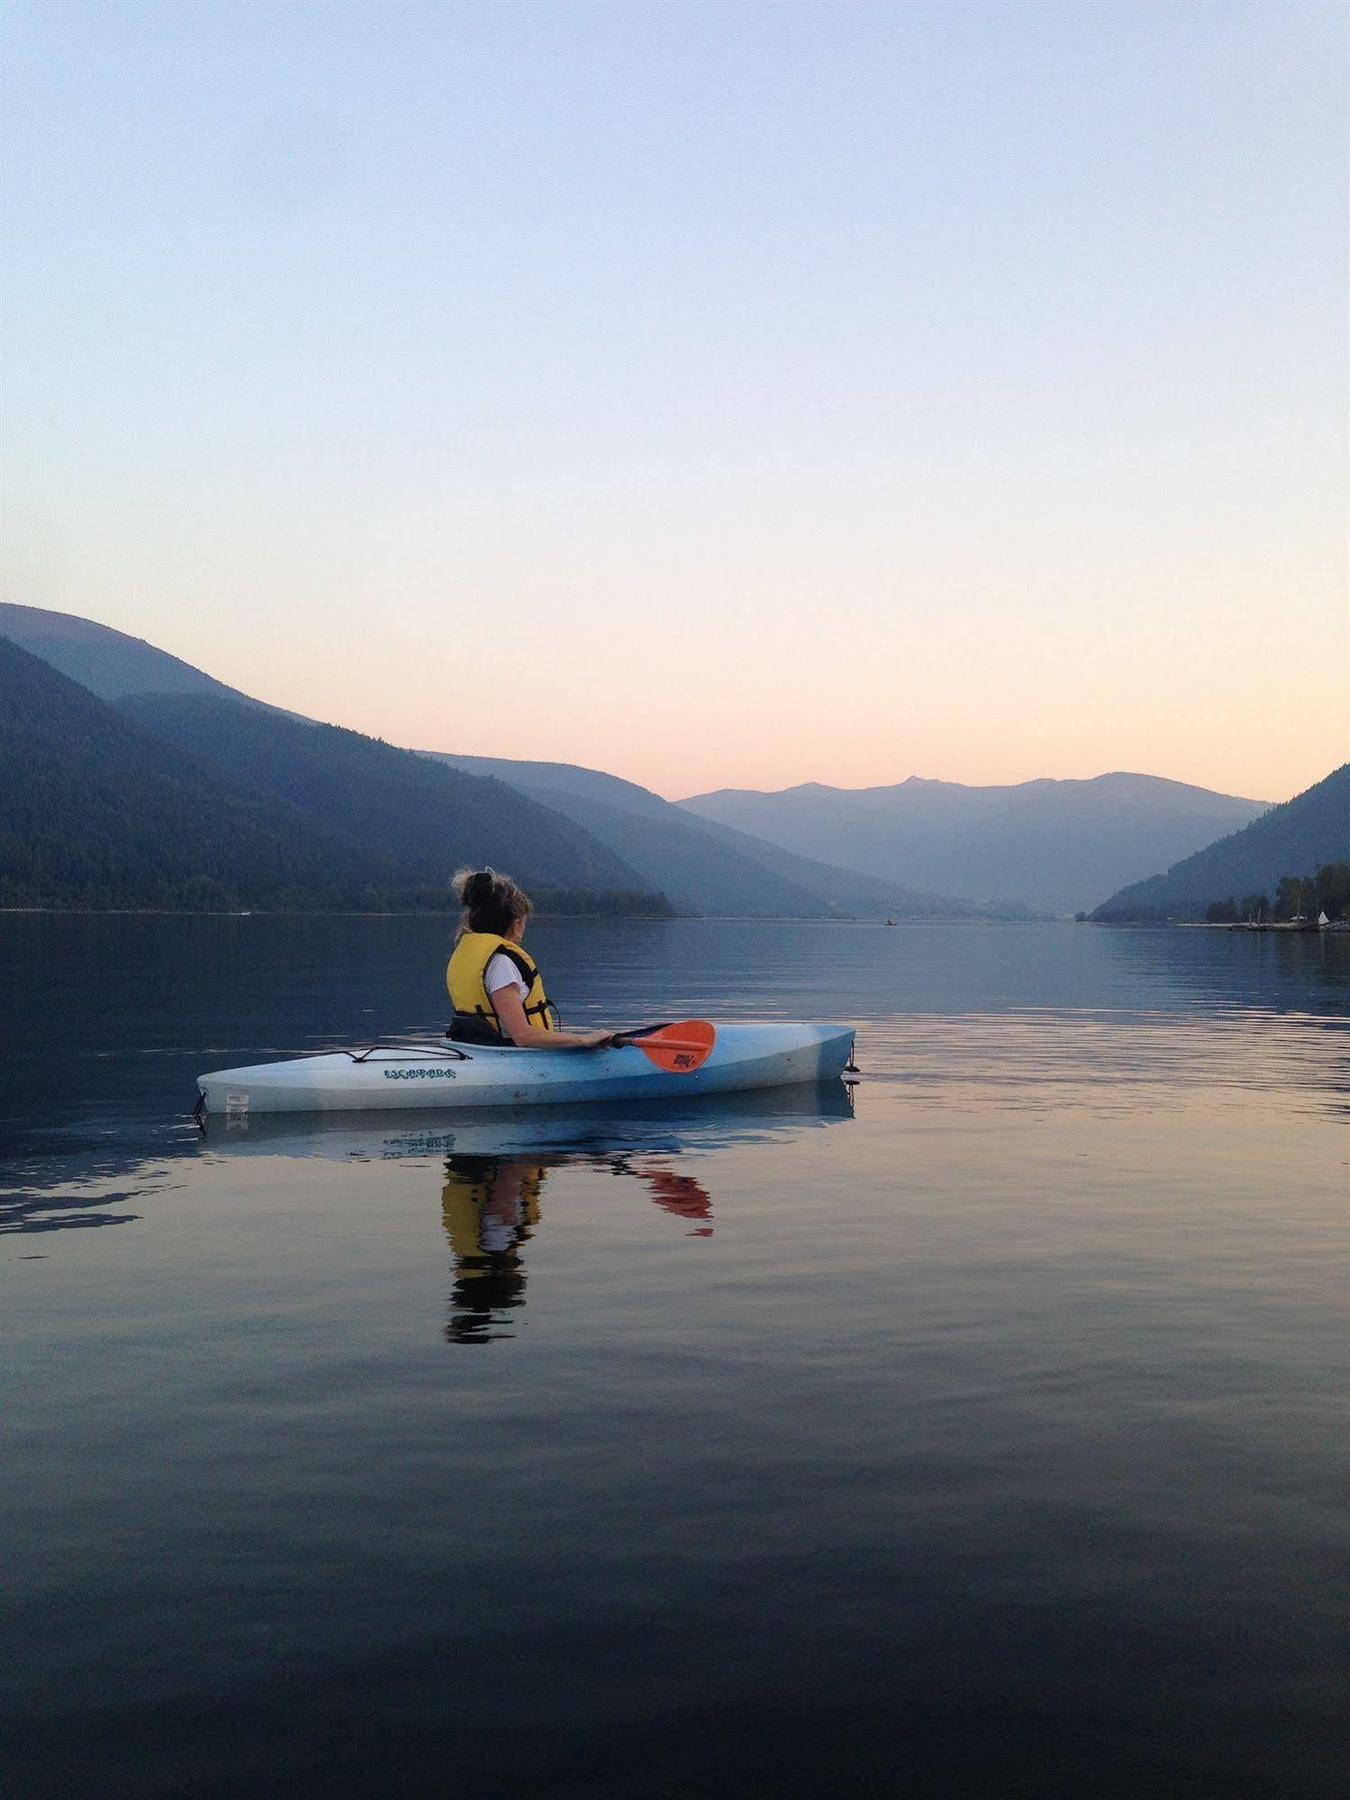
[448,1009,506,1045]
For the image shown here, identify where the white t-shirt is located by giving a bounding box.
[484,951,528,1002]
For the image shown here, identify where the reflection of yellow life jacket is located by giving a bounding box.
[446,932,557,1041]
[441,1160,545,1266]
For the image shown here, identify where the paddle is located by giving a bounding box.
[613,1020,716,1073]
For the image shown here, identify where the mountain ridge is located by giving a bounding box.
[420,750,1022,919]
[0,601,266,709]
[678,771,1271,914]
[5,601,1290,920]
[4,604,997,917]
[705,770,1267,802]
[1090,765,1350,921]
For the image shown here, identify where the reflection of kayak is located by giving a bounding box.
[196,1087,857,1347]
[197,1079,855,1159]
[196,1021,855,1117]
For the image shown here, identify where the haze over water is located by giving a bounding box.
[3,916,1346,1798]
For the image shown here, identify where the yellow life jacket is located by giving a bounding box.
[446,932,557,1041]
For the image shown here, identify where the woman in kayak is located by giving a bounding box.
[446,868,613,1049]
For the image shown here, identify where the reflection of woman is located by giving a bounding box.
[446,868,612,1049]
[441,1155,543,1345]
[441,1153,716,1344]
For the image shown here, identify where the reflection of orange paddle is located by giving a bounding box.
[641,1168,714,1232]
[615,1020,716,1073]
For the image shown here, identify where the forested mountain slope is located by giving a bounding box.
[0,636,390,909]
[118,694,648,895]
[1091,765,1350,921]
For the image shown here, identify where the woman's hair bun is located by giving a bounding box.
[452,867,492,904]
[451,866,531,932]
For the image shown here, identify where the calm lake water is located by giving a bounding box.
[3,916,1347,1798]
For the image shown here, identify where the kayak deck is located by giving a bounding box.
[197,1021,855,1115]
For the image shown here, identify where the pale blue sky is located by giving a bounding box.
[3,2,1345,798]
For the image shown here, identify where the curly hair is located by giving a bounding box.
[450,867,533,935]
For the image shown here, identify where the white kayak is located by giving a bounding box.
[196,1020,856,1116]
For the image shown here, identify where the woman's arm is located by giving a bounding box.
[490,982,612,1049]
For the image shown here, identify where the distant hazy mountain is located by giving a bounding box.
[118,694,649,895]
[1091,765,1350,921]
[679,773,1271,915]
[0,601,261,708]
[422,751,1020,919]
[0,635,394,910]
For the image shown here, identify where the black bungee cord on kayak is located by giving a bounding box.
[349,1041,471,1064]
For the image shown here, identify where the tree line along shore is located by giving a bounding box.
[1201,863,1349,927]
[1079,863,1350,928]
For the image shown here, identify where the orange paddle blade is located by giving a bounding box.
[626,1020,716,1074]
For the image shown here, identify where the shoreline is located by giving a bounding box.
[1099,919,1348,933]
[1177,919,1346,933]
[0,907,1048,924]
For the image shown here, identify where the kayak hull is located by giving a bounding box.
[198,1080,856,1158]
[196,1021,855,1116]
